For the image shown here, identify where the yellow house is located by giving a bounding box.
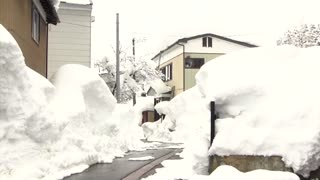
[152,33,257,97]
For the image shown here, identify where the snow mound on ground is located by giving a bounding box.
[154,101,170,115]
[50,64,116,123]
[189,165,299,180]
[142,87,210,177]
[0,24,60,179]
[0,25,147,180]
[196,46,320,177]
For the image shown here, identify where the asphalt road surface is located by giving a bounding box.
[63,143,182,180]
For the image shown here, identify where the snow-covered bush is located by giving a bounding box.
[97,56,163,102]
[277,24,320,48]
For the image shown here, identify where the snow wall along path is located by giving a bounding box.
[0,24,144,179]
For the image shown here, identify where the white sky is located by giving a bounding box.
[90,0,320,61]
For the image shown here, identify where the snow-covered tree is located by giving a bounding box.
[277,24,320,48]
[97,55,163,103]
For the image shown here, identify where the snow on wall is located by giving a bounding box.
[196,46,320,177]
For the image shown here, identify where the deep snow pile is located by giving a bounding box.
[196,46,320,177]
[143,87,210,178]
[189,165,299,180]
[145,45,320,179]
[0,24,146,179]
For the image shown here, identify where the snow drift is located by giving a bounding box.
[0,24,146,180]
[145,45,320,179]
[196,46,320,177]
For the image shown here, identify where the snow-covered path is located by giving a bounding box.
[63,142,183,180]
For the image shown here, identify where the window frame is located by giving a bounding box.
[202,37,207,47]
[161,63,173,82]
[208,37,212,47]
[184,58,205,69]
[32,3,40,44]
[202,37,213,48]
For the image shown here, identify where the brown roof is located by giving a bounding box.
[39,0,60,25]
[151,33,258,60]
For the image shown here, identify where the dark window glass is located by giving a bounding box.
[208,37,212,47]
[185,58,205,69]
[202,37,207,47]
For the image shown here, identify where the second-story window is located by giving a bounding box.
[202,37,212,48]
[32,4,40,44]
[161,63,172,81]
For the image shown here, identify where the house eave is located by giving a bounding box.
[151,33,258,60]
[39,0,60,25]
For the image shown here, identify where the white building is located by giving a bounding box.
[48,0,93,78]
[152,33,257,96]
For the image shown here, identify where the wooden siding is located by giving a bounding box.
[159,54,184,96]
[48,6,91,78]
[0,0,48,77]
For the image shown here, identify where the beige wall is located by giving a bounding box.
[184,53,224,90]
[48,3,92,77]
[0,0,48,77]
[159,52,225,96]
[160,53,184,96]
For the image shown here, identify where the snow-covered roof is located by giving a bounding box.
[41,0,60,24]
[148,79,171,95]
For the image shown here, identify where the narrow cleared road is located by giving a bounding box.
[63,142,182,180]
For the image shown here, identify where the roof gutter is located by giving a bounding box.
[177,42,186,91]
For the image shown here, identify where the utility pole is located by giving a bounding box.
[132,38,136,105]
[116,13,120,103]
[132,38,135,58]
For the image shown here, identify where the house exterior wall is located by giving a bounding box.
[154,45,183,67]
[184,53,224,90]
[154,35,255,97]
[159,54,184,96]
[185,37,249,54]
[0,0,48,77]
[48,2,92,78]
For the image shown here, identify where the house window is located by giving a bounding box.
[202,37,212,48]
[161,64,172,81]
[185,58,205,69]
[202,37,207,47]
[208,37,212,47]
[32,4,40,44]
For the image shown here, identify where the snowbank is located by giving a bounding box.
[143,87,210,177]
[196,46,320,177]
[0,24,147,180]
[189,165,299,180]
